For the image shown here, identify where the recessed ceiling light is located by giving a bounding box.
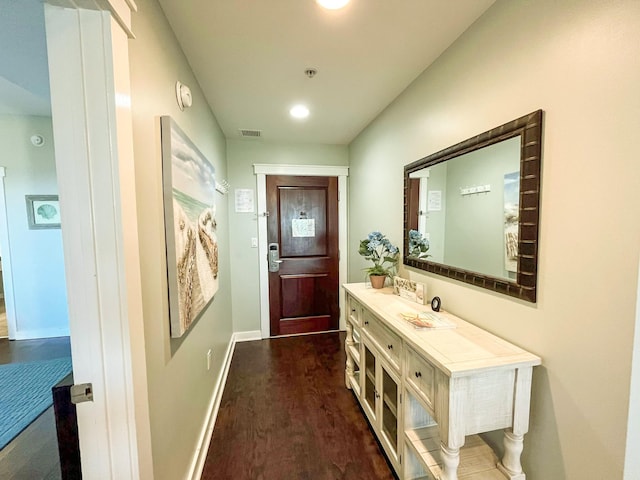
[316,0,350,10]
[290,105,310,119]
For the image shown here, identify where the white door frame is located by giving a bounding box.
[624,257,640,478]
[44,1,153,478]
[0,167,17,339]
[254,164,349,339]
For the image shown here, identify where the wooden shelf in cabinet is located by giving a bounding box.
[365,366,375,384]
[348,371,361,397]
[404,426,507,480]
[381,374,398,419]
[348,344,361,366]
[381,412,398,453]
[382,391,397,418]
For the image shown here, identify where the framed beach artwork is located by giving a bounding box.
[161,116,219,338]
[26,195,61,229]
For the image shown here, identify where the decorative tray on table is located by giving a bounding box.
[400,311,456,330]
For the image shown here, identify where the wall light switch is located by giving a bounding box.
[251,237,258,248]
[206,349,212,371]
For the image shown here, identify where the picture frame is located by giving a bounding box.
[161,116,219,338]
[25,195,61,229]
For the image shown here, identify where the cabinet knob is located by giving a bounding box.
[415,371,422,378]
[387,344,393,350]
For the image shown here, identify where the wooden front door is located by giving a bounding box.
[267,175,339,336]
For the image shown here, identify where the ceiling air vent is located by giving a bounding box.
[239,129,261,138]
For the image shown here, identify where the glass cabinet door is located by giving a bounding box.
[363,342,377,421]
[381,362,399,455]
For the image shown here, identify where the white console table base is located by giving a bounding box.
[343,283,541,480]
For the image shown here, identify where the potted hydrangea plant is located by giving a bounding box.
[358,231,399,288]
[408,229,430,259]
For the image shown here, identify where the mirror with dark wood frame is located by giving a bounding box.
[403,110,543,302]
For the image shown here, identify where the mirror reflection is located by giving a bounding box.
[407,136,520,281]
[404,109,542,303]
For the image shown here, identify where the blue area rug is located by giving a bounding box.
[0,357,72,450]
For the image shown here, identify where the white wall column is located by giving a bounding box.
[624,257,640,478]
[0,167,17,339]
[44,1,152,478]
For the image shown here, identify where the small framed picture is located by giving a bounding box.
[26,195,61,229]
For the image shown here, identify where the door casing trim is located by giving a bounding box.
[254,164,349,339]
[44,3,152,478]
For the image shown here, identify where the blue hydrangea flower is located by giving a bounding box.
[408,229,430,258]
[359,231,399,278]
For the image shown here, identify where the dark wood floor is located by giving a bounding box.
[0,337,71,480]
[0,336,71,365]
[202,332,396,480]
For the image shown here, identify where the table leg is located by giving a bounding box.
[498,429,526,480]
[440,443,460,480]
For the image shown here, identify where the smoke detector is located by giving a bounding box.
[30,135,45,147]
[175,81,193,111]
[305,68,318,78]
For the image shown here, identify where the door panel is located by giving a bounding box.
[267,175,339,336]
[279,188,327,257]
[280,274,330,318]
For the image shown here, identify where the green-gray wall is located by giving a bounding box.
[349,0,640,478]
[129,1,233,478]
[226,140,348,333]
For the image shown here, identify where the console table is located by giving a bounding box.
[343,283,541,480]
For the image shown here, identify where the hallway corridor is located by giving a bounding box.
[202,332,395,479]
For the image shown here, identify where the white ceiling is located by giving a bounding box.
[0,0,51,116]
[157,0,495,145]
[0,76,50,116]
[0,0,496,143]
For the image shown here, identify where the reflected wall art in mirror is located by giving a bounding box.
[403,110,543,302]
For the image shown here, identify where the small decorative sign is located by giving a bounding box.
[427,190,442,211]
[234,188,254,213]
[393,276,426,305]
[292,218,315,238]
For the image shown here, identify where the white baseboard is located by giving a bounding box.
[14,327,70,340]
[187,330,262,480]
[233,330,262,342]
